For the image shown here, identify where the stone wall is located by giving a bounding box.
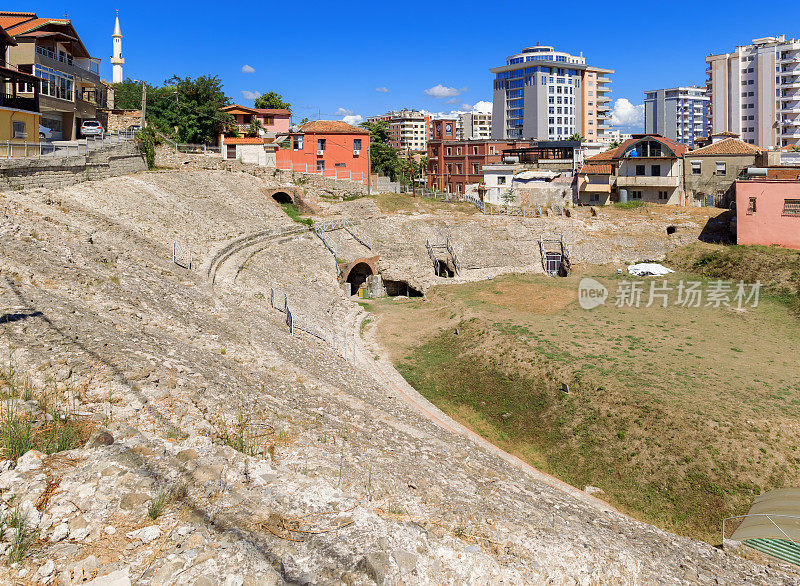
[97,109,142,132]
[0,142,146,191]
[156,146,368,198]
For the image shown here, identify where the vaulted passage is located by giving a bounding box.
[346,262,374,295]
[271,191,293,204]
[384,279,423,297]
[435,260,454,278]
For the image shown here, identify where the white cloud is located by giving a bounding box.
[610,98,645,128]
[445,97,459,104]
[471,100,493,114]
[343,115,363,125]
[424,84,465,99]
[336,107,354,116]
[241,64,255,74]
[241,90,261,100]
[375,86,389,93]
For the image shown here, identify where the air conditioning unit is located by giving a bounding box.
[353,149,360,155]
[316,149,324,156]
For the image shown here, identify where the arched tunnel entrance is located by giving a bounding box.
[346,262,374,295]
[435,259,454,278]
[271,191,293,204]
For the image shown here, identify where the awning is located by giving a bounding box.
[731,489,800,542]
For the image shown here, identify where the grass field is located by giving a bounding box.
[367,247,800,543]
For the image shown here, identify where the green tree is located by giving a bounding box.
[610,139,621,149]
[253,91,292,112]
[110,78,148,110]
[359,120,403,180]
[567,133,585,142]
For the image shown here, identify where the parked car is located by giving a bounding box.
[38,124,52,141]
[80,120,104,138]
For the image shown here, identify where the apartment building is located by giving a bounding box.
[644,87,709,147]
[457,112,492,139]
[276,120,370,180]
[0,25,40,142]
[1,11,104,140]
[366,109,429,153]
[490,45,613,142]
[706,35,800,148]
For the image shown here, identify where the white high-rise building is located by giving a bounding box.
[706,35,800,148]
[644,87,709,147]
[490,45,613,142]
[110,10,124,84]
[457,112,492,139]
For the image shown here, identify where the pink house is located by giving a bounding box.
[220,105,291,136]
[736,179,800,250]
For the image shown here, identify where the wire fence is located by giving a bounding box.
[172,242,192,269]
[269,287,356,363]
[0,131,137,160]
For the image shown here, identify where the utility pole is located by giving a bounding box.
[140,81,147,128]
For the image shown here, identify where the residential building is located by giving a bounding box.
[0,25,40,142]
[684,136,767,207]
[481,164,575,207]
[578,134,686,206]
[736,179,800,249]
[220,104,291,137]
[110,10,124,84]
[706,35,800,148]
[276,120,370,182]
[223,136,277,166]
[457,112,492,139]
[599,129,632,145]
[644,86,709,147]
[490,45,613,142]
[366,109,429,153]
[1,11,104,140]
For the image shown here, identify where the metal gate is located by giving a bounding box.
[545,252,562,276]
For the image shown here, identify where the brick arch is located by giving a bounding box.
[339,255,380,285]
[263,186,302,205]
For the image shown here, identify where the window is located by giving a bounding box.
[446,147,452,156]
[317,139,326,152]
[783,199,800,216]
[354,138,362,151]
[715,161,726,175]
[635,164,646,176]
[317,160,325,172]
[488,146,496,155]
[34,65,74,101]
[631,190,642,199]
[748,197,757,213]
[691,161,701,174]
[651,164,661,176]
[292,135,303,150]
[334,163,346,167]
[456,147,462,155]
[497,176,506,185]
[456,164,463,174]
[445,124,452,133]
[472,146,479,155]
[12,121,26,139]
[446,163,452,174]
[590,193,600,202]
[472,164,479,174]
[658,191,668,200]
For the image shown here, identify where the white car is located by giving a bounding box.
[38,124,52,141]
[80,120,104,138]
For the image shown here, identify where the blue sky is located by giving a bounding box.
[15,1,800,131]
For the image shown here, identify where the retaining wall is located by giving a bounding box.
[0,142,146,191]
[156,147,367,198]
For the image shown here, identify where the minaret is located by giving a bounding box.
[110,10,124,83]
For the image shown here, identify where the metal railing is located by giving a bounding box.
[0,131,136,160]
[270,287,356,363]
[35,46,99,75]
[275,160,367,185]
[313,218,373,255]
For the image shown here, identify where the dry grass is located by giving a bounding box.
[374,264,800,544]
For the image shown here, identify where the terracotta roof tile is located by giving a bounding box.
[688,137,763,156]
[579,163,612,174]
[5,17,69,36]
[223,137,264,145]
[298,120,370,135]
[254,108,290,116]
[0,12,36,30]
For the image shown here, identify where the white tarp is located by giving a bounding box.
[627,263,674,277]
[515,170,559,181]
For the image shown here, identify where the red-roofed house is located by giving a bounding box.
[577,135,687,205]
[276,120,370,184]
[220,104,291,137]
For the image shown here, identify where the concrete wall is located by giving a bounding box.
[684,153,757,207]
[736,180,800,249]
[0,141,145,191]
[0,109,40,142]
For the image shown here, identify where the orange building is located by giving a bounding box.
[276,120,370,184]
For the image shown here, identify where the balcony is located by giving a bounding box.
[780,106,800,113]
[597,76,612,84]
[0,93,38,113]
[782,80,800,89]
[578,179,612,193]
[782,118,800,127]
[617,175,680,188]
